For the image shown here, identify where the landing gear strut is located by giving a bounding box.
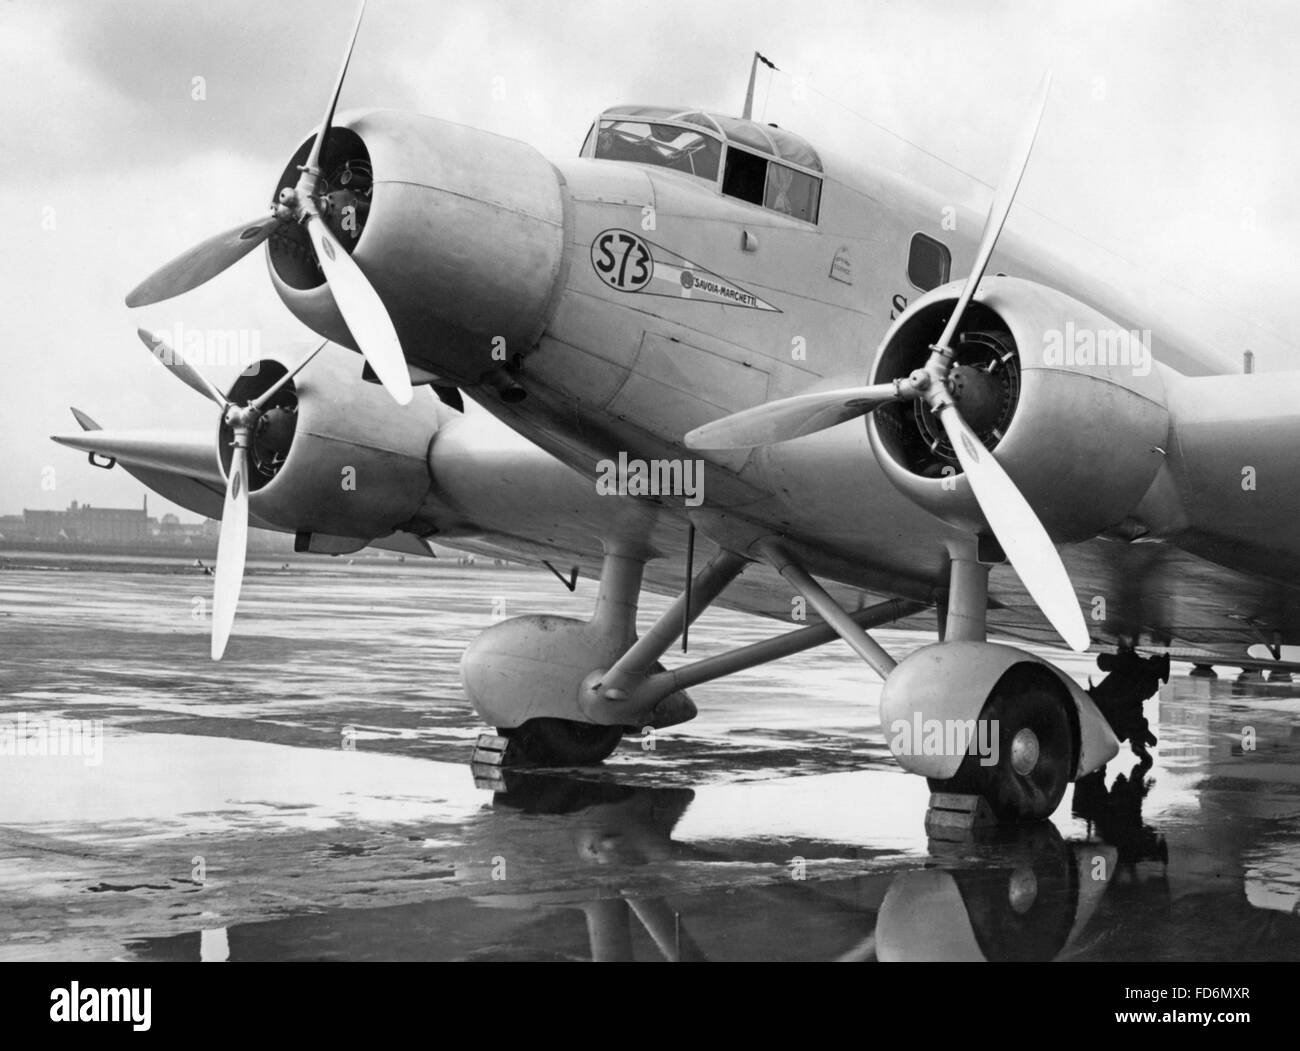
[462,544,686,768]
[464,535,924,769]
[464,530,1115,826]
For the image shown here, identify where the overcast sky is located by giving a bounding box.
[4,0,1299,518]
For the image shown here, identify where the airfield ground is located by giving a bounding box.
[1,556,1297,961]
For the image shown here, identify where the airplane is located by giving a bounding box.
[53,2,1300,824]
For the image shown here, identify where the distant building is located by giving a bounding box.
[0,514,31,543]
[157,511,210,544]
[22,497,150,544]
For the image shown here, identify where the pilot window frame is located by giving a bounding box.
[720,146,822,225]
[907,232,952,292]
[588,118,723,182]
[583,111,824,225]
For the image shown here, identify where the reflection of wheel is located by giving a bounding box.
[500,718,624,766]
[928,666,1075,822]
[949,822,1077,961]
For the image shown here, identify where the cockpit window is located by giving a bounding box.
[765,163,821,223]
[589,106,823,224]
[723,148,821,223]
[594,120,721,181]
[722,148,767,205]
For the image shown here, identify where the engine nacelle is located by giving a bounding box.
[264,111,566,387]
[868,277,1170,542]
[218,345,441,540]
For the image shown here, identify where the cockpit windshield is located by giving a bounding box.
[584,106,824,224]
[593,119,722,181]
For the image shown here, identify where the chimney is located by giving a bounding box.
[1244,349,1255,374]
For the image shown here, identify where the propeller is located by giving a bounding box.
[123,1,413,406]
[213,344,326,659]
[686,74,1088,652]
[135,327,325,659]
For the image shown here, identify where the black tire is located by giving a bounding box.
[927,666,1074,822]
[501,718,624,766]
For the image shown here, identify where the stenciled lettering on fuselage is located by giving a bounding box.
[589,229,780,312]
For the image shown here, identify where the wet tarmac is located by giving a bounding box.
[1,553,1298,961]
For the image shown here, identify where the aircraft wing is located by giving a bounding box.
[49,404,1300,668]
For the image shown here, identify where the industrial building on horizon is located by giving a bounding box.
[0,496,287,552]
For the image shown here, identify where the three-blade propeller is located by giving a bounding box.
[140,328,323,659]
[686,74,1088,652]
[124,1,412,406]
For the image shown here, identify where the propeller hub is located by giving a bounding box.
[218,359,304,488]
[274,187,300,223]
[225,404,258,431]
[269,127,373,290]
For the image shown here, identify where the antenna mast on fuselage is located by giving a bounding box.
[742,51,778,120]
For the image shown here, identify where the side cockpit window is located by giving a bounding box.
[722,149,821,223]
[722,148,766,205]
[593,120,722,181]
[765,163,821,223]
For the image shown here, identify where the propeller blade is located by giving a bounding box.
[251,341,327,413]
[302,0,368,177]
[684,383,905,450]
[70,407,102,431]
[305,214,412,404]
[932,72,1052,359]
[211,444,250,660]
[938,406,1089,652]
[125,215,278,308]
[136,328,229,407]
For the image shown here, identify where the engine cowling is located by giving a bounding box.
[868,277,1171,543]
[264,111,566,388]
[218,345,442,540]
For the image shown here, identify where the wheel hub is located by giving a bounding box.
[1010,728,1040,775]
[1007,867,1038,913]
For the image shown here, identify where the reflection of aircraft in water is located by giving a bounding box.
[1072,759,1169,874]
[124,768,1300,962]
[877,825,1116,962]
[476,771,1119,962]
[482,775,707,961]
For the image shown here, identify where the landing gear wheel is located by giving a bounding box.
[928,668,1074,822]
[500,718,624,766]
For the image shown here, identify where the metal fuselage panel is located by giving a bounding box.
[262,111,1300,647]
[525,158,950,581]
[465,147,1300,643]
